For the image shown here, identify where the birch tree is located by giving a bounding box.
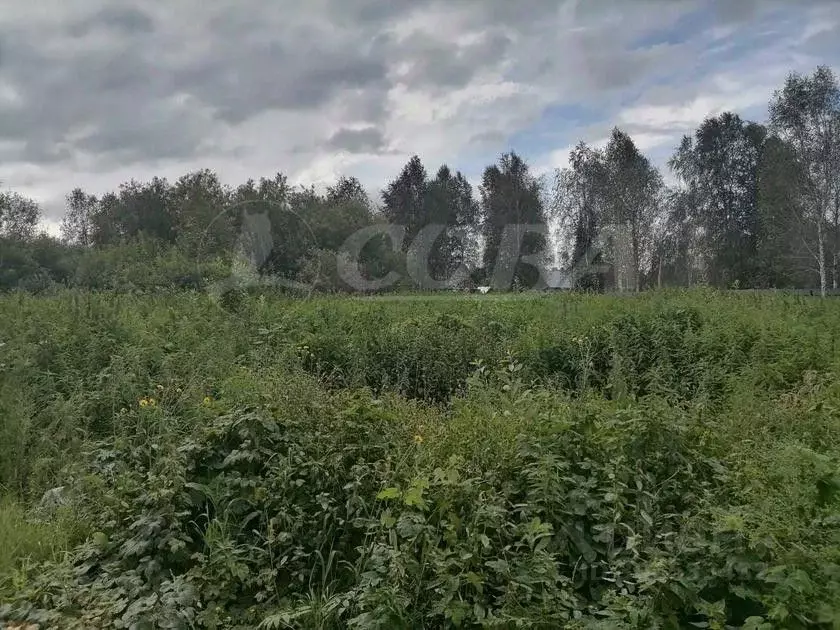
[769,66,840,296]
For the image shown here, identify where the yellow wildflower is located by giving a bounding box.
[413,434,424,445]
[139,398,149,408]
[203,396,213,406]
[156,384,164,391]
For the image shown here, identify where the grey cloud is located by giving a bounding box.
[66,5,155,37]
[710,0,840,23]
[320,0,419,24]
[465,0,567,30]
[396,29,513,89]
[72,108,212,163]
[0,34,195,165]
[1,0,835,197]
[0,0,523,171]
[0,1,396,166]
[577,41,674,92]
[338,86,391,125]
[326,126,387,153]
[806,29,840,58]
[501,15,693,100]
[171,40,389,124]
[711,0,758,23]
[468,129,509,148]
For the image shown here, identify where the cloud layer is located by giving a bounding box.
[1,0,838,229]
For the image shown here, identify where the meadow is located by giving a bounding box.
[1,288,839,628]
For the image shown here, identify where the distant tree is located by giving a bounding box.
[171,169,232,257]
[421,165,480,285]
[769,65,840,296]
[480,151,546,289]
[381,155,428,248]
[298,177,404,292]
[551,142,608,289]
[300,175,406,294]
[380,157,481,288]
[230,173,309,281]
[90,192,123,246]
[552,132,662,291]
[318,176,377,250]
[755,135,813,287]
[601,128,664,291]
[0,190,41,240]
[651,188,705,288]
[668,113,766,288]
[61,188,98,247]
[327,175,371,210]
[114,177,176,243]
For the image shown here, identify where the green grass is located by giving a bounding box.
[1,288,839,628]
[0,496,79,583]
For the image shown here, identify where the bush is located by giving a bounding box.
[1,290,840,628]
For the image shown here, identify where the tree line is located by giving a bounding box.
[2,65,838,294]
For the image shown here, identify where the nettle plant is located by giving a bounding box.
[2,292,840,629]
[1,361,830,629]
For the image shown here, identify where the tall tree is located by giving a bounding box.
[229,173,311,280]
[115,177,176,243]
[89,192,123,246]
[171,169,232,257]
[381,155,428,248]
[320,176,377,250]
[61,187,98,247]
[769,65,840,296]
[651,187,704,288]
[421,165,480,284]
[293,176,376,291]
[552,142,608,289]
[601,128,664,291]
[321,176,408,291]
[668,113,766,288]
[0,190,41,240]
[326,176,371,210]
[480,151,546,289]
[755,135,813,288]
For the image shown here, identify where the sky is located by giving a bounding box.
[1,0,838,236]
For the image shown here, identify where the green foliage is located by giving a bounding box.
[668,112,767,288]
[1,290,840,628]
[480,151,546,289]
[0,190,41,240]
[72,239,230,291]
[0,496,82,583]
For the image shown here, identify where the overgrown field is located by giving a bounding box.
[1,289,840,628]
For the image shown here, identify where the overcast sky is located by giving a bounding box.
[1,0,838,233]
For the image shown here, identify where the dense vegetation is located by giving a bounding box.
[1,59,838,630]
[1,289,840,628]
[2,65,839,295]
